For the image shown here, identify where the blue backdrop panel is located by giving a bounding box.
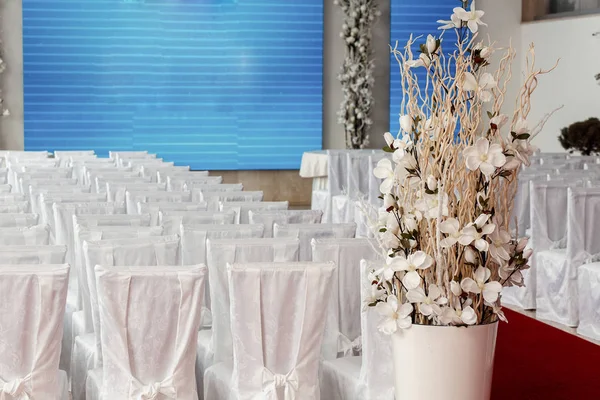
[22,0,323,170]
[390,0,459,135]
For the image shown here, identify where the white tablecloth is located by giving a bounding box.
[300,151,327,178]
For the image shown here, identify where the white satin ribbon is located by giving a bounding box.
[584,251,600,264]
[262,368,299,400]
[200,306,212,328]
[129,376,177,400]
[0,374,32,400]
[549,236,567,250]
[338,334,362,357]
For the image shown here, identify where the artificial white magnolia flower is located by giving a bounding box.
[374,254,402,281]
[381,229,401,252]
[363,284,385,310]
[415,191,449,220]
[437,11,461,30]
[490,114,509,131]
[406,53,431,68]
[489,303,508,323]
[393,251,434,289]
[459,214,496,252]
[513,118,529,135]
[399,115,413,134]
[454,1,486,33]
[385,212,400,234]
[439,218,462,248]
[463,72,496,102]
[425,34,437,54]
[403,213,419,232]
[450,281,462,297]
[376,295,413,334]
[392,135,414,164]
[383,193,396,210]
[406,284,448,317]
[488,228,511,263]
[440,298,477,325]
[426,175,438,191]
[373,158,396,193]
[464,246,479,264]
[502,157,521,171]
[499,262,524,287]
[463,137,507,177]
[461,266,503,303]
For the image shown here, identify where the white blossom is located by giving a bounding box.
[373,158,396,193]
[416,192,449,220]
[454,1,487,33]
[376,295,413,333]
[488,228,511,263]
[462,72,496,102]
[439,218,462,248]
[374,254,403,282]
[463,138,507,177]
[406,284,448,317]
[437,12,461,30]
[459,214,496,252]
[392,251,434,289]
[461,266,503,303]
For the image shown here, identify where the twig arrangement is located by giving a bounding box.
[335,0,379,149]
[366,1,557,332]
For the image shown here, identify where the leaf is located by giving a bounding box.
[379,228,387,233]
[401,233,413,240]
[515,133,530,140]
[487,111,495,119]
[383,145,394,153]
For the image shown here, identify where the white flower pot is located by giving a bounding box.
[391,322,498,400]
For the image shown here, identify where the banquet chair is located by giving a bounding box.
[29,185,91,215]
[125,190,192,214]
[158,170,210,185]
[75,213,152,229]
[83,234,181,369]
[509,173,545,238]
[312,238,382,360]
[200,190,264,211]
[54,150,95,158]
[0,224,50,245]
[158,209,232,235]
[141,165,192,182]
[339,152,372,226]
[248,209,323,237]
[85,265,205,400]
[166,175,222,191]
[0,244,67,264]
[311,150,347,224]
[220,201,289,224]
[70,226,166,400]
[196,238,300,399]
[578,263,600,341]
[504,181,578,311]
[273,223,357,261]
[539,187,600,328]
[204,261,336,400]
[106,181,166,203]
[190,183,244,201]
[320,260,394,400]
[109,150,153,160]
[92,175,151,194]
[0,193,26,204]
[0,212,38,227]
[41,193,108,238]
[0,264,70,400]
[0,184,11,193]
[0,201,30,213]
[0,167,6,183]
[138,201,209,226]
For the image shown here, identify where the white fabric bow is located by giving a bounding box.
[338,334,362,357]
[549,236,567,250]
[0,374,32,400]
[262,368,299,400]
[129,376,177,400]
[583,251,600,264]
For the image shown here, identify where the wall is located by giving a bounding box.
[0,0,23,150]
[521,14,600,152]
[323,0,390,151]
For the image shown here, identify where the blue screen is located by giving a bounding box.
[389,0,458,135]
[22,0,323,170]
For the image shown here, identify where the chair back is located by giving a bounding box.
[200,191,264,211]
[0,213,39,228]
[0,225,50,245]
[274,223,356,261]
[220,201,289,224]
[249,209,323,237]
[0,245,66,264]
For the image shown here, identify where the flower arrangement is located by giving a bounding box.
[367,0,556,333]
[335,0,379,149]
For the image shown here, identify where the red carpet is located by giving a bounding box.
[492,309,600,400]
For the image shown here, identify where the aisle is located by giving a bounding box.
[492,309,600,399]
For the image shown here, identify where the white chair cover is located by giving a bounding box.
[0,245,66,264]
[199,191,263,212]
[106,182,166,203]
[159,209,231,236]
[70,226,165,400]
[190,184,244,201]
[196,238,300,398]
[137,202,209,226]
[0,264,70,400]
[125,190,191,214]
[320,260,394,400]
[204,261,335,400]
[85,265,205,400]
[538,187,600,327]
[141,165,191,182]
[30,186,90,215]
[74,213,152,229]
[93,176,151,194]
[0,201,30,213]
[0,212,38,227]
[577,263,600,341]
[504,181,574,310]
[312,238,381,360]
[0,225,50,245]
[167,176,222,191]
[109,150,152,160]
[248,209,323,237]
[156,170,208,183]
[220,201,289,224]
[0,193,26,203]
[40,193,108,237]
[0,184,11,193]
[83,235,181,368]
[273,223,357,261]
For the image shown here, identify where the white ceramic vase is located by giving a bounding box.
[391,322,498,400]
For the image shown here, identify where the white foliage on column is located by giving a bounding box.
[0,27,7,117]
[335,0,378,149]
